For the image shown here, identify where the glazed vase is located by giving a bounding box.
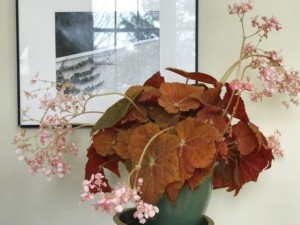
[113,176,213,225]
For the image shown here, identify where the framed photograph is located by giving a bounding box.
[16,0,198,126]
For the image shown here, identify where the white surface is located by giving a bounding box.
[199,1,300,225]
[1,0,300,225]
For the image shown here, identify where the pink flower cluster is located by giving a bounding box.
[251,15,282,33]
[13,78,89,180]
[228,1,253,14]
[228,1,281,33]
[267,130,284,157]
[134,201,159,224]
[243,42,255,54]
[39,88,87,114]
[13,116,77,180]
[80,174,159,224]
[227,2,297,107]
[247,50,300,106]
[229,78,256,92]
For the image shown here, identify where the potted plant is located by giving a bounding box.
[14,1,299,225]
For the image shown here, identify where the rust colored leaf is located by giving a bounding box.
[93,129,116,156]
[176,118,219,170]
[139,86,161,102]
[177,156,195,182]
[238,147,274,186]
[223,83,249,122]
[197,105,228,134]
[215,141,229,161]
[120,104,148,125]
[200,86,223,107]
[130,132,181,204]
[115,128,136,159]
[144,103,165,121]
[144,103,180,128]
[249,123,269,149]
[128,123,161,165]
[166,67,219,87]
[158,82,203,113]
[213,145,274,195]
[165,181,184,205]
[143,71,165,88]
[213,160,235,190]
[188,168,212,191]
[155,110,180,129]
[233,121,258,155]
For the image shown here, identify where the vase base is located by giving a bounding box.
[113,209,214,225]
[202,215,214,225]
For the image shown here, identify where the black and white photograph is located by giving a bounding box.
[16,0,197,125]
[55,10,160,94]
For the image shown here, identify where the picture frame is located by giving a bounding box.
[16,0,198,126]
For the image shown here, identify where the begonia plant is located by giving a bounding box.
[13,1,299,224]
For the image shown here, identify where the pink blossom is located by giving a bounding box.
[268,51,283,63]
[261,16,282,33]
[39,127,50,145]
[250,91,263,102]
[56,136,67,148]
[15,148,25,161]
[259,67,279,94]
[251,15,260,28]
[229,79,256,92]
[44,115,56,125]
[267,130,284,157]
[228,1,253,15]
[229,79,244,91]
[69,143,78,156]
[24,91,33,99]
[81,173,107,202]
[21,105,31,113]
[12,130,26,144]
[250,58,263,69]
[251,15,282,34]
[39,93,55,110]
[270,16,282,31]
[24,150,71,180]
[282,101,289,109]
[134,201,159,224]
[14,117,74,180]
[80,173,158,224]
[20,129,26,137]
[12,136,19,144]
[243,42,255,54]
[30,74,39,85]
[277,70,300,105]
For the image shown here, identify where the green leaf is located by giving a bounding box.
[90,87,143,135]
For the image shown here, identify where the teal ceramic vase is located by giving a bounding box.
[113,176,213,225]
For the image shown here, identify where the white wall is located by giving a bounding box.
[200,1,300,225]
[1,0,300,225]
